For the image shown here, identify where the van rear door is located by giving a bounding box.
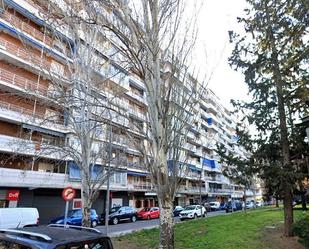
[0,208,22,228]
[21,208,39,227]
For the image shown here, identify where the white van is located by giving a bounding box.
[0,208,39,229]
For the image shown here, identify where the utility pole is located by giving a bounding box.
[104,117,113,234]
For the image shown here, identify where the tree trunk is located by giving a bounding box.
[275,197,279,208]
[266,5,294,236]
[81,172,91,227]
[283,188,293,236]
[159,199,174,249]
[243,190,247,213]
[301,191,307,211]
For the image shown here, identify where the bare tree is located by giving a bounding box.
[78,1,204,248]
[5,2,130,227]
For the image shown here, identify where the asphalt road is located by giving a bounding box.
[97,210,226,237]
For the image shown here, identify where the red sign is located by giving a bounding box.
[73,199,82,209]
[62,187,76,201]
[6,190,20,201]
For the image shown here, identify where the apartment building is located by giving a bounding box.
[0,0,258,223]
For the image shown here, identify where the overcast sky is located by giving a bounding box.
[194,0,251,109]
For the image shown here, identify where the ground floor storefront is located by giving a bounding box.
[0,187,130,224]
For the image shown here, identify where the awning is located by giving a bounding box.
[68,162,105,180]
[22,124,65,137]
[127,171,148,177]
[202,158,216,169]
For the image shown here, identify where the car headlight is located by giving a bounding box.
[56,220,63,224]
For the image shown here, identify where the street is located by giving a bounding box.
[97,210,227,237]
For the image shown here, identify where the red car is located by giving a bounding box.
[137,207,160,220]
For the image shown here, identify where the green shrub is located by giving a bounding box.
[293,213,309,248]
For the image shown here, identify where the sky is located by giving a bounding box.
[194,0,251,110]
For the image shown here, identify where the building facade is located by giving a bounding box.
[0,0,260,223]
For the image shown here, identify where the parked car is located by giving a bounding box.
[179,205,206,221]
[50,209,99,227]
[173,206,184,217]
[137,207,160,220]
[203,203,211,212]
[226,201,243,213]
[0,224,114,249]
[246,201,255,209]
[256,201,264,207]
[101,206,137,225]
[209,201,220,211]
[0,208,39,229]
[219,202,227,210]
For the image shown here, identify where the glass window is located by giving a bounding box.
[0,241,30,249]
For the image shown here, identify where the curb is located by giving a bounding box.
[108,225,158,237]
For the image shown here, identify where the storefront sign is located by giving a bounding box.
[73,199,82,209]
[6,190,20,201]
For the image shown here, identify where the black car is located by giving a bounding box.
[225,201,243,213]
[0,224,113,249]
[101,206,137,225]
[173,206,184,217]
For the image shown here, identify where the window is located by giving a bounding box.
[59,239,111,249]
[0,241,30,249]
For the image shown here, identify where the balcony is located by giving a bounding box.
[208,188,232,194]
[0,167,128,190]
[127,182,154,191]
[1,11,53,48]
[126,90,147,105]
[178,186,201,194]
[0,101,68,135]
[0,134,65,160]
[0,68,48,96]
[0,167,70,189]
[127,162,146,170]
[128,108,146,121]
[0,38,69,79]
[183,143,196,153]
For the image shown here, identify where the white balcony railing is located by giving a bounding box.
[0,68,48,96]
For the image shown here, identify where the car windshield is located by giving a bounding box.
[184,206,196,210]
[62,240,110,249]
[110,207,121,213]
[68,209,82,217]
[141,208,150,212]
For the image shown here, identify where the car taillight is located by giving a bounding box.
[36,218,39,225]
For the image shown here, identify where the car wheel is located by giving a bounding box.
[147,215,151,220]
[194,214,197,219]
[131,215,137,223]
[91,220,97,228]
[180,218,184,221]
[112,217,119,225]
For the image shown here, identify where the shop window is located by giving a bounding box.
[0,200,8,208]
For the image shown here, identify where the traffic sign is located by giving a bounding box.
[62,187,76,201]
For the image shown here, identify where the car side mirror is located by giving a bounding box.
[118,210,122,213]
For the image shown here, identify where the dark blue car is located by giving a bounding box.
[50,209,99,227]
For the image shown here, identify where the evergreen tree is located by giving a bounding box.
[229,0,308,236]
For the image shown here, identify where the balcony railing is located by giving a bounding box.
[0,100,65,125]
[208,188,232,194]
[128,182,154,191]
[183,143,196,153]
[0,38,69,78]
[0,68,48,95]
[0,38,50,67]
[127,162,146,170]
[2,11,53,47]
[126,90,147,105]
[178,186,200,193]
[128,108,146,120]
